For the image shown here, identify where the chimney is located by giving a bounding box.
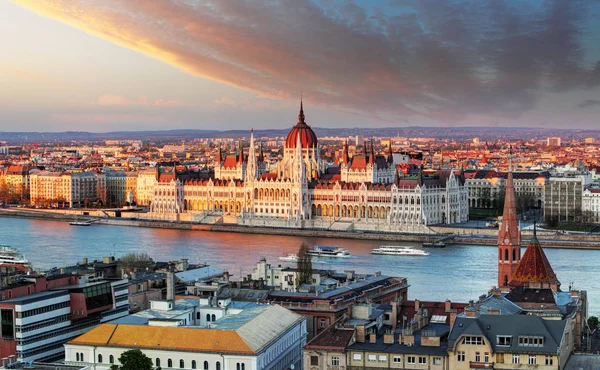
[449,311,457,328]
[356,326,366,342]
[414,299,420,311]
[445,299,451,312]
[82,257,88,265]
[166,272,175,301]
[369,333,377,343]
[384,332,395,344]
[391,301,398,330]
[465,310,476,318]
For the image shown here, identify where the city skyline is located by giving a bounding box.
[2,0,600,132]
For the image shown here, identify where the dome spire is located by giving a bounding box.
[298,94,305,124]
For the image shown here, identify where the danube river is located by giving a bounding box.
[1,217,598,315]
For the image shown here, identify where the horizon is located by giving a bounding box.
[1,1,600,131]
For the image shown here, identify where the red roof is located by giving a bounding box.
[223,155,239,168]
[509,235,560,288]
[350,155,368,170]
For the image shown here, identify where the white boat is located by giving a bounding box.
[0,245,31,267]
[278,254,298,262]
[69,221,91,226]
[371,245,429,256]
[307,246,351,258]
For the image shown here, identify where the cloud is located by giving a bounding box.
[577,99,600,108]
[212,96,236,106]
[0,67,60,84]
[49,113,165,124]
[13,0,600,125]
[97,94,190,108]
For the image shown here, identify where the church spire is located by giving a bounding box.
[298,96,305,125]
[245,129,257,182]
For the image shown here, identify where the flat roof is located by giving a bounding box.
[2,290,69,305]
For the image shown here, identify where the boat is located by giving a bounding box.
[307,246,351,258]
[278,254,298,262]
[0,245,31,267]
[422,241,446,248]
[371,245,429,256]
[69,221,91,226]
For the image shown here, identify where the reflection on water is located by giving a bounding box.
[1,217,598,315]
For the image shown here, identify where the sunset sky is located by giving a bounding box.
[1,0,600,132]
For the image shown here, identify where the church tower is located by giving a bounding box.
[498,146,521,287]
[245,129,257,182]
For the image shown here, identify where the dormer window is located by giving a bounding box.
[497,336,512,346]
[518,336,544,347]
[463,336,484,345]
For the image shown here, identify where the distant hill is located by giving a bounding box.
[1,126,599,144]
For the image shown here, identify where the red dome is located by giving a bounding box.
[285,101,318,148]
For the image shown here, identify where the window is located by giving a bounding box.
[545,355,553,365]
[457,352,465,362]
[192,360,197,369]
[310,356,319,366]
[393,356,401,363]
[475,352,481,362]
[497,335,512,346]
[212,314,216,321]
[98,354,103,363]
[204,361,209,370]
[1,309,14,339]
[216,361,221,370]
[109,355,114,364]
[353,354,362,361]
[331,356,339,366]
[529,355,537,365]
[518,336,544,347]
[320,319,327,328]
[76,353,79,362]
[80,353,84,362]
[484,353,489,363]
[180,359,185,368]
[379,355,387,362]
[496,353,504,363]
[156,358,161,367]
[196,312,200,320]
[368,354,376,362]
[512,354,520,364]
[168,359,173,368]
[433,357,441,365]
[463,336,484,345]
[407,356,416,364]
[419,357,427,364]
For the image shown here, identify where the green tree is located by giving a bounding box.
[112,349,153,370]
[118,252,155,276]
[588,316,599,331]
[296,242,313,289]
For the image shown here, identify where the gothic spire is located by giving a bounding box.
[298,97,305,125]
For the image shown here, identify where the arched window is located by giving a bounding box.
[180,359,185,368]
[504,249,509,261]
[80,353,84,362]
[242,364,245,370]
[206,313,211,322]
[76,353,79,362]
[192,360,197,369]
[168,359,173,368]
[98,354,103,363]
[204,361,209,370]
[512,249,516,261]
[211,314,216,321]
[196,312,200,320]
[216,361,221,370]
[109,355,114,364]
[237,363,241,370]
[156,358,161,367]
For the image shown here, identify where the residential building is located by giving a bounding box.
[29,172,106,207]
[544,175,589,223]
[547,137,561,146]
[582,188,600,223]
[0,165,30,200]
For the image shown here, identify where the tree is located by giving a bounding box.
[118,252,155,276]
[110,349,153,370]
[588,316,599,331]
[296,242,313,289]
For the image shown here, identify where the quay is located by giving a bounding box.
[2,208,600,249]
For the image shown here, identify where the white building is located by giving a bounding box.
[582,188,600,223]
[64,298,307,370]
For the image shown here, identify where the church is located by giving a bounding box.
[150,101,469,231]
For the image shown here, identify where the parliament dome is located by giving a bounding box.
[285,101,318,149]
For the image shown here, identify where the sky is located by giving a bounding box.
[1,0,600,132]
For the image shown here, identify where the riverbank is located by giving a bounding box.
[2,208,600,249]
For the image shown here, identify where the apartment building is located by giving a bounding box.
[29,172,106,207]
[544,175,590,223]
[0,274,128,363]
[582,188,600,223]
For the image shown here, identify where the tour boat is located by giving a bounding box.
[0,245,31,267]
[422,241,446,248]
[307,246,351,258]
[278,254,298,262]
[371,245,429,256]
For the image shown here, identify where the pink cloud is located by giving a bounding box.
[212,96,236,106]
[97,94,190,108]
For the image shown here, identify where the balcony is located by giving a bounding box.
[470,361,494,369]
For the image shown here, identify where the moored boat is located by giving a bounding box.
[422,241,446,248]
[371,245,429,256]
[278,253,298,262]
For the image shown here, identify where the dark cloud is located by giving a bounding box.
[577,99,600,108]
[17,0,600,125]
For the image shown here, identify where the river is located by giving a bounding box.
[1,217,597,315]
